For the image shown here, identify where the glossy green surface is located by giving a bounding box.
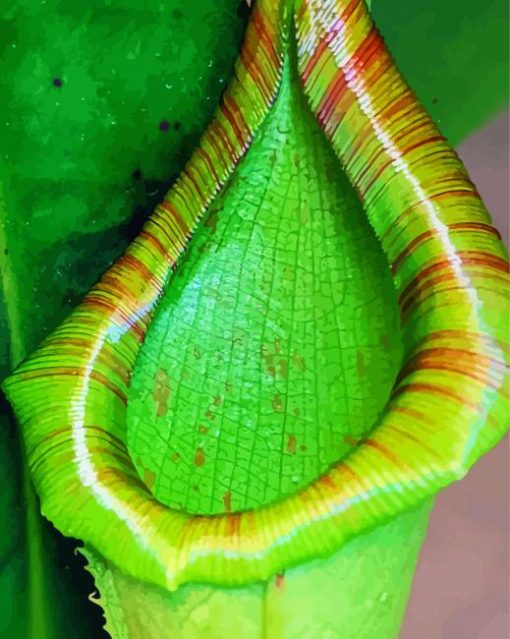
[127,49,403,515]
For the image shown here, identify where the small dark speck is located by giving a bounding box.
[159,120,170,132]
[132,168,142,180]
[3,248,8,256]
[174,121,181,131]
[171,9,183,19]
[53,77,62,88]
[61,288,80,308]
[432,97,438,105]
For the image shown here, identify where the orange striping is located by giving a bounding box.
[405,347,506,371]
[240,46,273,103]
[399,253,509,303]
[183,167,207,207]
[360,135,446,197]
[391,223,502,274]
[385,424,441,460]
[196,148,220,185]
[317,474,338,492]
[117,254,161,287]
[18,366,127,405]
[81,296,145,341]
[139,230,167,257]
[147,215,184,256]
[159,200,192,236]
[227,513,242,537]
[251,7,279,67]
[363,438,404,468]
[204,123,230,173]
[221,99,247,148]
[392,382,482,412]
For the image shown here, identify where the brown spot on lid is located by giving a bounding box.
[282,266,293,280]
[278,359,288,379]
[198,425,208,434]
[223,491,232,513]
[204,409,215,421]
[272,395,283,412]
[298,203,310,225]
[275,573,285,590]
[193,348,201,359]
[153,369,170,417]
[213,395,222,407]
[194,448,206,467]
[143,468,156,490]
[261,344,275,373]
[293,407,301,417]
[292,351,305,371]
[343,435,360,447]
[380,334,390,349]
[287,434,296,454]
[205,209,220,233]
[299,444,307,452]
[357,351,366,376]
[171,452,181,463]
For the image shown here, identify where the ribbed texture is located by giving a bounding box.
[3,0,509,592]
